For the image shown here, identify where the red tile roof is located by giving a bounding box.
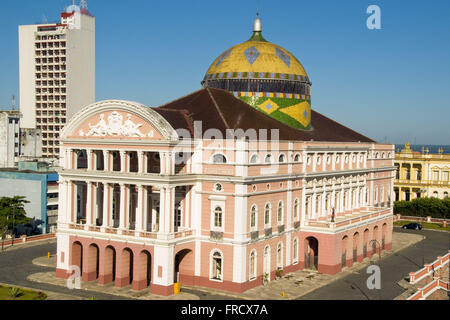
[153,88,374,143]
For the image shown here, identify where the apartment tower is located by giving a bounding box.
[19,2,95,160]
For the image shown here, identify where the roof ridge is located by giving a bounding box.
[206,87,230,129]
[311,109,375,142]
[155,88,205,109]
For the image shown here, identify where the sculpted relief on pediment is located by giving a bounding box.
[79,112,155,138]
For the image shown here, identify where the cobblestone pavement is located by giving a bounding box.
[196,230,425,300]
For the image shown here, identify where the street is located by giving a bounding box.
[301,228,449,300]
[0,228,448,300]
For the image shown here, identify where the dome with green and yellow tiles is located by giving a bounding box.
[202,16,312,130]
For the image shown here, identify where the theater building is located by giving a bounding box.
[55,17,395,296]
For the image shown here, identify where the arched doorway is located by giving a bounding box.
[116,248,134,287]
[133,250,151,291]
[103,245,116,284]
[363,229,369,258]
[305,237,318,270]
[84,244,99,282]
[174,249,193,285]
[353,232,360,263]
[372,226,379,255]
[341,236,349,268]
[71,241,83,275]
[381,223,387,250]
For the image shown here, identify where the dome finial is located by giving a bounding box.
[253,13,262,32]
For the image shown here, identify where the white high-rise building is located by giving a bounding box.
[19,3,95,160]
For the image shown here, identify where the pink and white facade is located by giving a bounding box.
[55,98,395,296]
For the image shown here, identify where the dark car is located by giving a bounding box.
[402,223,423,230]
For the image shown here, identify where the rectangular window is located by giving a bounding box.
[443,171,449,181]
[433,171,439,181]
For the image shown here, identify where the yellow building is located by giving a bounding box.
[394,142,450,201]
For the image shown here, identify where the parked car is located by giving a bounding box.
[402,223,423,230]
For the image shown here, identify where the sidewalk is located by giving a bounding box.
[184,231,425,300]
[28,231,423,300]
[1,237,56,253]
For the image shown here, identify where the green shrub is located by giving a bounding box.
[394,197,450,219]
[8,287,23,299]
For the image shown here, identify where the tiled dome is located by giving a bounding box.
[202,16,312,130]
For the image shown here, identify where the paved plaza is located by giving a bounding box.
[1,228,447,300]
[25,229,430,300]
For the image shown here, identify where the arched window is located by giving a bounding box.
[213,154,227,164]
[214,183,223,192]
[293,238,298,263]
[444,192,448,198]
[250,205,257,228]
[277,201,284,224]
[214,206,223,228]
[293,198,299,220]
[278,154,286,163]
[264,203,271,225]
[250,154,259,164]
[317,155,321,165]
[277,243,283,269]
[295,154,301,163]
[433,191,438,198]
[249,251,256,280]
[264,154,273,164]
[210,251,223,281]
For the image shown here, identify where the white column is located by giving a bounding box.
[103,150,110,172]
[152,245,175,289]
[120,151,126,173]
[138,151,144,174]
[66,181,73,223]
[170,152,176,175]
[312,152,317,172]
[159,187,166,233]
[300,182,306,227]
[136,184,145,232]
[234,184,247,241]
[87,149,93,171]
[68,149,74,169]
[332,152,337,171]
[102,183,111,228]
[58,180,67,224]
[312,192,317,219]
[86,181,93,226]
[119,183,127,229]
[93,183,99,224]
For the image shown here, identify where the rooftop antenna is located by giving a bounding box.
[11,95,15,111]
[81,0,88,9]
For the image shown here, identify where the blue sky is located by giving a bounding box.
[0,0,449,144]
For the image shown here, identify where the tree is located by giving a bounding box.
[0,196,31,235]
